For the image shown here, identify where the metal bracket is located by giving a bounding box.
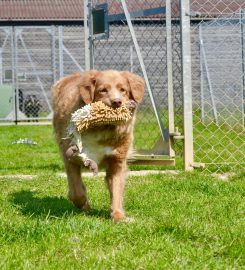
[170,127,184,140]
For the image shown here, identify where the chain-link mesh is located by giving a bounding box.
[0,26,55,121]
[190,1,245,172]
[16,27,54,120]
[93,0,170,155]
[0,25,86,123]
[60,26,85,76]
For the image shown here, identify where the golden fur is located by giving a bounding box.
[52,70,144,222]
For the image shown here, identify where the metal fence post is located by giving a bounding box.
[166,0,175,157]
[58,26,64,77]
[11,26,18,124]
[180,0,194,170]
[84,0,93,70]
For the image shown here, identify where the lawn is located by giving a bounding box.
[0,125,62,175]
[0,125,244,269]
[0,172,244,269]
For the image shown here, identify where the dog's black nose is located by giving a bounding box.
[112,99,122,108]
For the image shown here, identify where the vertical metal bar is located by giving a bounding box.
[121,0,166,143]
[84,0,94,70]
[88,0,94,69]
[12,27,18,124]
[58,26,64,77]
[180,0,194,170]
[166,0,175,157]
[240,9,245,127]
[84,0,90,70]
[51,25,57,83]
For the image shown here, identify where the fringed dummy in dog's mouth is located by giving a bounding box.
[66,100,137,175]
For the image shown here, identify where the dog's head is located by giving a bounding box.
[79,70,144,108]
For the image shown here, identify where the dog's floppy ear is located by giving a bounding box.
[79,70,99,104]
[121,71,145,103]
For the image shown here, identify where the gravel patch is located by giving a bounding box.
[0,175,37,180]
[57,170,180,178]
[0,170,180,180]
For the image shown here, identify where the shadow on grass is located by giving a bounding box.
[9,190,110,220]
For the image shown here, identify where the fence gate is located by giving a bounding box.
[84,0,180,166]
[0,26,54,123]
[190,3,245,173]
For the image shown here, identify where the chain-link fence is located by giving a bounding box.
[0,25,85,123]
[0,26,54,122]
[0,0,244,172]
[189,1,245,172]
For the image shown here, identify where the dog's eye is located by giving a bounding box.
[99,88,107,93]
[120,88,126,93]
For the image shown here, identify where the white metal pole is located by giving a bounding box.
[180,0,194,170]
[58,26,64,77]
[166,0,175,157]
[11,27,16,123]
[84,0,90,71]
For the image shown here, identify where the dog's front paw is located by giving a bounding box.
[66,144,79,158]
[126,100,137,111]
[111,210,125,223]
[84,159,98,176]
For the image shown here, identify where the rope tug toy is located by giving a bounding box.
[66,100,137,175]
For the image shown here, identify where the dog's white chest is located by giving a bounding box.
[81,133,114,164]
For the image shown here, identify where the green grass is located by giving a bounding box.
[0,110,244,174]
[0,124,180,174]
[0,172,244,269]
[0,125,62,174]
[0,125,244,268]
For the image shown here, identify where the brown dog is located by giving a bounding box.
[52,70,144,222]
